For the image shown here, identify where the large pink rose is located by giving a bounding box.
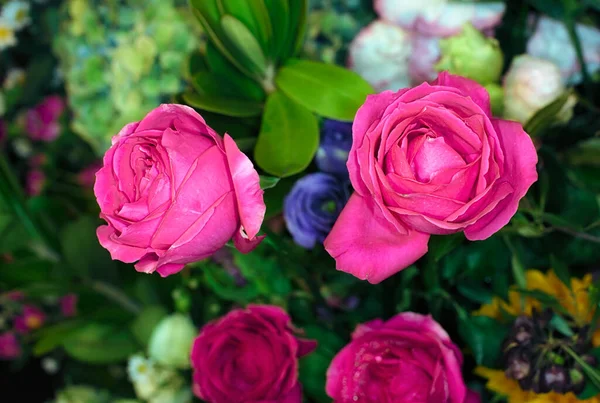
[190,305,316,403]
[94,104,266,277]
[324,72,538,283]
[326,312,475,403]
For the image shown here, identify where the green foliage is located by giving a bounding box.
[254,91,319,177]
[62,323,139,364]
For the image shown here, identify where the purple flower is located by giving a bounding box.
[316,120,353,176]
[284,173,350,249]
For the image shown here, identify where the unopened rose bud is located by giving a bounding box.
[503,55,576,125]
[436,24,504,85]
[148,314,196,369]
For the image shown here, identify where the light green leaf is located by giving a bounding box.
[130,305,168,347]
[33,320,85,356]
[254,91,319,177]
[183,91,263,118]
[524,90,576,136]
[218,0,272,56]
[276,59,374,121]
[221,15,268,74]
[62,323,139,364]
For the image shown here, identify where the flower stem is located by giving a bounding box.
[84,280,142,315]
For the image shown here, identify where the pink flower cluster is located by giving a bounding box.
[24,95,65,142]
[349,1,505,91]
[0,291,76,361]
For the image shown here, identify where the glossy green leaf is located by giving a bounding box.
[183,91,263,118]
[283,0,308,60]
[259,175,281,190]
[458,315,508,366]
[218,0,272,56]
[62,323,139,364]
[205,42,266,101]
[276,59,374,121]
[33,320,85,356]
[221,14,268,74]
[189,0,255,78]
[254,91,319,177]
[203,262,260,302]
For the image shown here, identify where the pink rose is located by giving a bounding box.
[0,332,21,360]
[26,169,45,196]
[25,95,65,142]
[324,72,538,283]
[326,312,469,403]
[191,305,316,403]
[94,104,266,276]
[14,305,46,334]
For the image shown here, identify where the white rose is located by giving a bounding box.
[348,20,413,92]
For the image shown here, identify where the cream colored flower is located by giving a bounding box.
[0,19,17,50]
[1,1,30,31]
[3,68,25,89]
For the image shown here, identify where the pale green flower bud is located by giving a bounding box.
[148,314,196,369]
[484,83,504,117]
[54,385,110,403]
[436,24,504,85]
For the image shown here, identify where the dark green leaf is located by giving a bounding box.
[524,90,576,137]
[457,283,494,305]
[62,323,139,364]
[130,305,168,346]
[218,0,272,56]
[283,0,308,60]
[579,347,600,399]
[33,320,86,356]
[61,216,117,282]
[264,176,297,219]
[203,263,260,303]
[183,91,263,118]
[264,0,290,59]
[550,255,571,289]
[549,314,575,337]
[276,59,374,121]
[429,233,464,263]
[458,315,509,367]
[254,91,319,177]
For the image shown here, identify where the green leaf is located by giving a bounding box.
[457,283,494,305]
[61,216,117,282]
[62,323,139,364]
[264,0,289,59]
[458,315,509,366]
[221,15,268,74]
[218,0,272,57]
[264,176,297,219]
[33,320,85,356]
[234,247,292,297]
[550,255,571,289]
[130,305,168,347]
[276,59,374,121]
[578,347,600,399]
[524,90,576,136]
[183,91,263,118]
[549,314,575,337]
[0,258,53,286]
[203,263,260,303]
[205,42,266,101]
[254,91,319,177]
[429,233,464,263]
[259,175,281,190]
[283,0,308,60]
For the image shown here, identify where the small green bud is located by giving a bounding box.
[148,314,197,369]
[435,24,504,85]
[485,83,504,117]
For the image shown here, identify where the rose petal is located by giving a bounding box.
[223,133,266,240]
[464,120,538,240]
[433,72,492,117]
[324,193,430,283]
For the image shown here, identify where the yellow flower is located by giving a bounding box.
[474,270,600,403]
[475,367,600,403]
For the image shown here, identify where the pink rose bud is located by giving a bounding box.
[375,0,505,37]
[94,104,266,277]
[0,332,21,360]
[59,294,77,317]
[348,20,413,92]
[77,162,102,188]
[324,72,538,283]
[25,95,65,142]
[191,305,316,403]
[503,55,576,125]
[26,169,46,197]
[527,16,600,84]
[326,312,469,402]
[14,305,46,334]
